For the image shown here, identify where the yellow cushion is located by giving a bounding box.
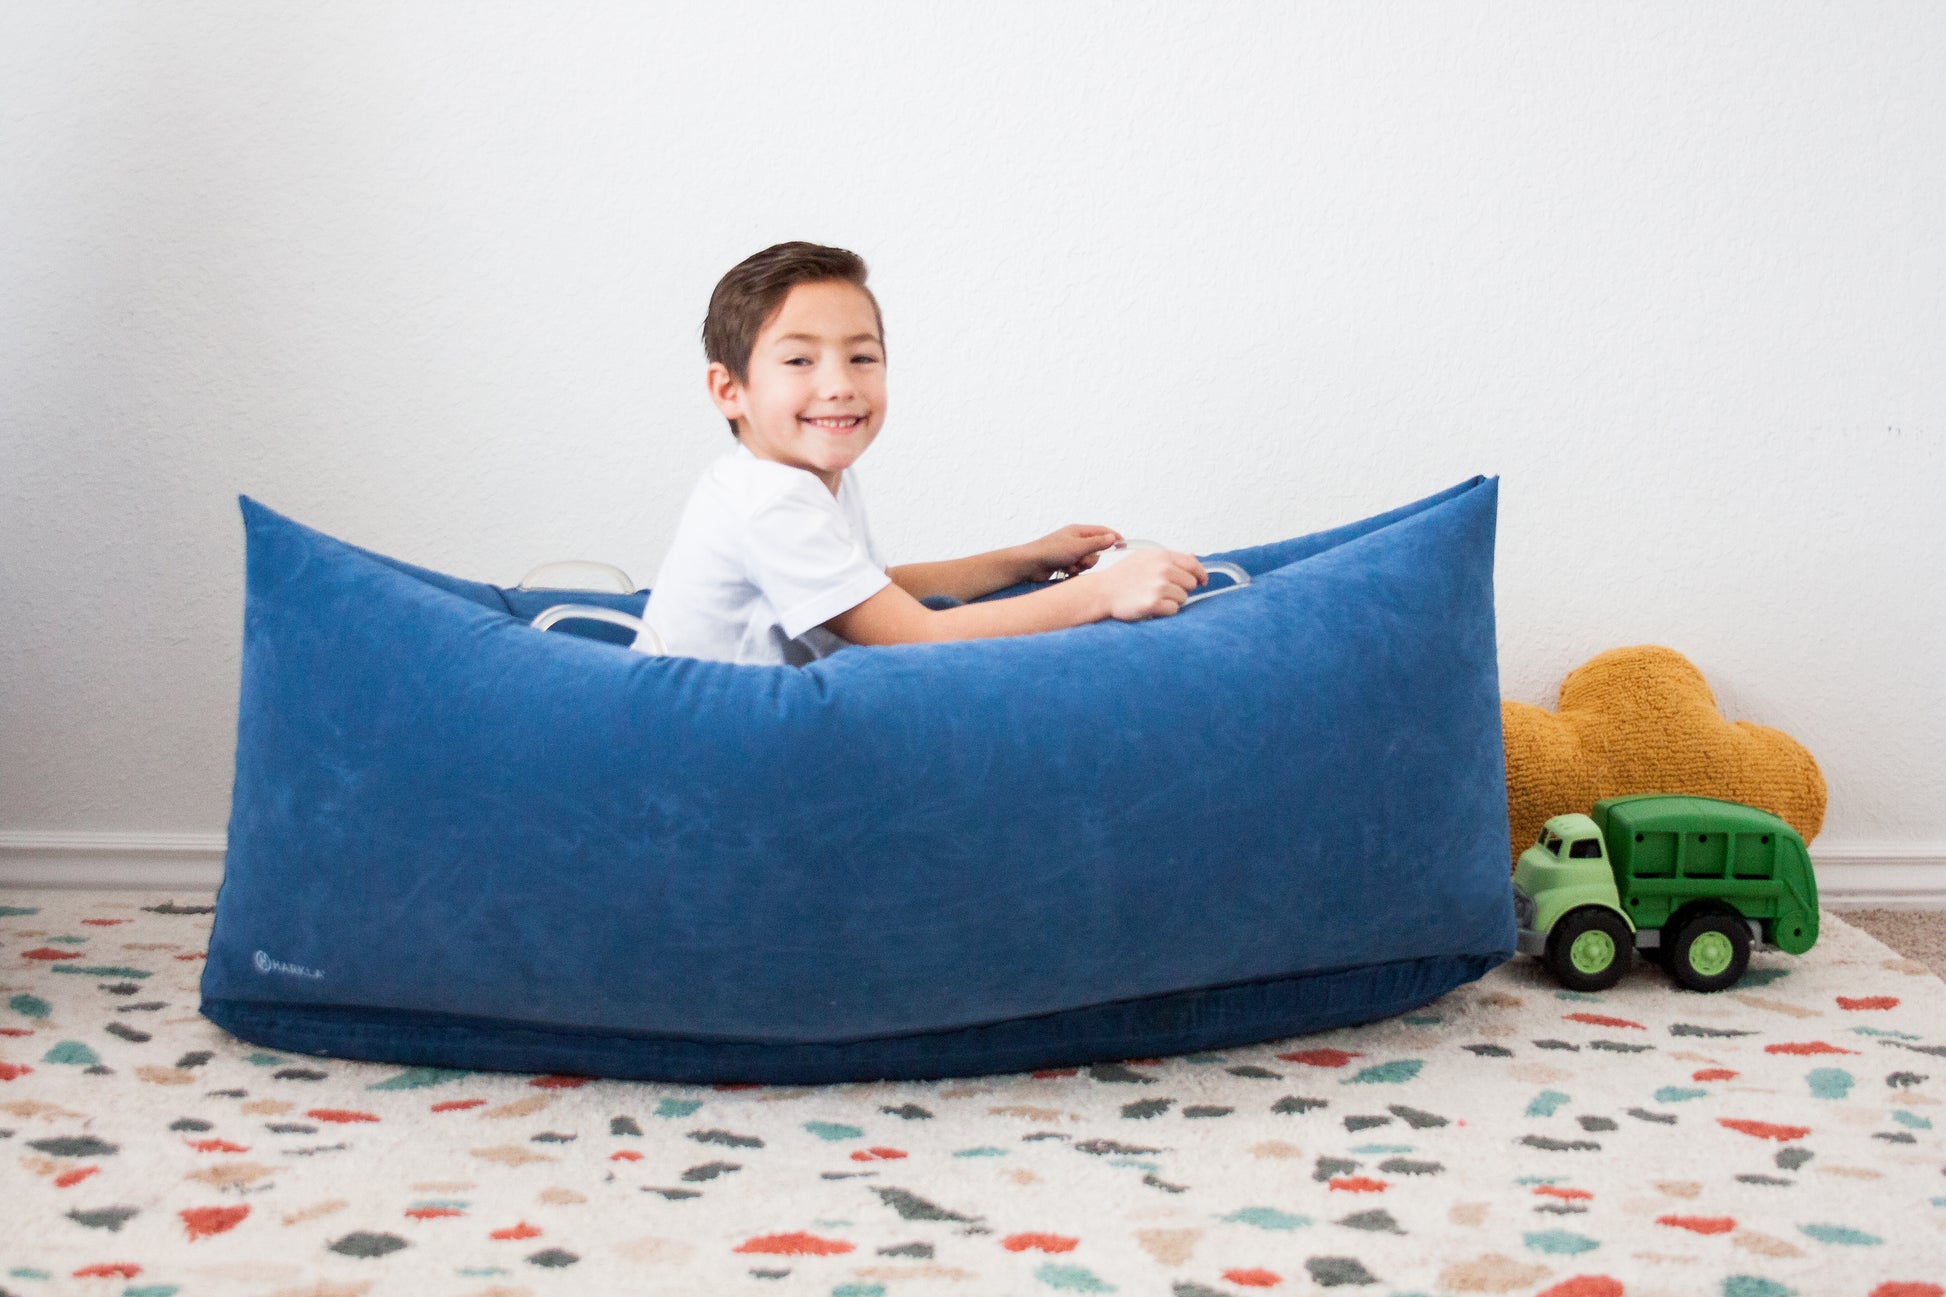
[1502,646,1825,868]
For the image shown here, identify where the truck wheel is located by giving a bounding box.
[1667,912,1752,993]
[1544,907,1633,992]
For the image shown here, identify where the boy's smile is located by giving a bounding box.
[708,279,886,495]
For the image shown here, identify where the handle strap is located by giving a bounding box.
[517,560,637,593]
[1183,560,1252,606]
[530,604,665,656]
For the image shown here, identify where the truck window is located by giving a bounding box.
[1568,838,1603,859]
[1544,834,1562,856]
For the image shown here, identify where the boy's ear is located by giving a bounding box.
[705,361,745,423]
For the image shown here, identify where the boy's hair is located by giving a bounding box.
[703,241,885,438]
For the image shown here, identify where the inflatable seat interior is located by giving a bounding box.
[201,476,1515,1084]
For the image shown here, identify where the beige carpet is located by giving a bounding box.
[1838,908,1946,981]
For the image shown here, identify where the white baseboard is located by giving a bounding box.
[3,831,1944,907]
[0,831,227,891]
[1812,846,1946,909]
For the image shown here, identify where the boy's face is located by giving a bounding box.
[708,279,886,494]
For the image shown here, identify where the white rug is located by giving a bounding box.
[3,893,1943,1296]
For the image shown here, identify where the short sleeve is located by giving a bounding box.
[744,475,892,639]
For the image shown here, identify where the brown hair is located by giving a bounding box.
[702,241,885,438]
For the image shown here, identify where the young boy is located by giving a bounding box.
[634,241,1208,665]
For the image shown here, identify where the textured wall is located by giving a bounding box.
[2,2,1941,848]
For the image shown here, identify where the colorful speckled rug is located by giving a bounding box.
[2,893,1943,1297]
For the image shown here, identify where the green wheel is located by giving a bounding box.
[1667,911,1752,993]
[1543,906,1633,993]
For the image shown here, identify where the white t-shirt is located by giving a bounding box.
[634,443,891,666]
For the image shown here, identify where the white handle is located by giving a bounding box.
[518,560,637,593]
[1184,560,1252,605]
[1093,540,1252,605]
[530,604,665,656]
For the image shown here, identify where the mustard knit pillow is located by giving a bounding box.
[1501,646,1825,868]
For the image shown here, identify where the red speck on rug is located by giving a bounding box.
[1220,1267,1282,1287]
[1564,1013,1644,1029]
[1718,1118,1812,1141]
[733,1231,855,1256]
[180,1205,250,1240]
[1537,1278,1625,1297]
[491,1222,542,1240]
[1277,1048,1362,1067]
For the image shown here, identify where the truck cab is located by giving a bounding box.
[1513,814,1621,939]
[1513,812,1636,991]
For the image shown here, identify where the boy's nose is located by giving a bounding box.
[818,361,856,395]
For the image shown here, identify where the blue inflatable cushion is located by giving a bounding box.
[201,476,1515,1084]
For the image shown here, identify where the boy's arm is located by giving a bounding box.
[829,548,1207,646]
[887,549,1032,603]
[887,525,1122,602]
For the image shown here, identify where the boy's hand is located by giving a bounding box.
[1075,548,1208,622]
[1017,524,1123,583]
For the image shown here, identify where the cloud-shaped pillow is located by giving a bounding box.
[1501,645,1826,867]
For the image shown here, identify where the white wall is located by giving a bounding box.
[3,2,1941,862]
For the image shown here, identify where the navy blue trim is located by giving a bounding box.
[203,950,1503,1085]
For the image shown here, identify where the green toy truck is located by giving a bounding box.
[1512,794,1819,993]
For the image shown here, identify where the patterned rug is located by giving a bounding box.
[3,893,1943,1297]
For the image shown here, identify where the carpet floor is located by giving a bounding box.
[2,892,1942,1297]
[1838,909,1946,981]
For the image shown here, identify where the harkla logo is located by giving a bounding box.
[253,950,324,980]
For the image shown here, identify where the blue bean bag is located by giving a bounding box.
[201,476,1515,1084]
